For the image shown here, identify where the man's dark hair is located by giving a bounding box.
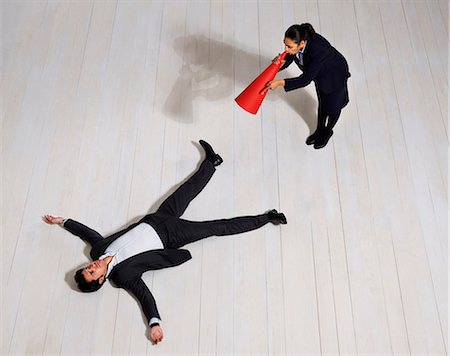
[285,23,316,44]
[74,268,104,293]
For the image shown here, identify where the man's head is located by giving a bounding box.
[74,259,108,293]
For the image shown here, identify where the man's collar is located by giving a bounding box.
[99,253,115,278]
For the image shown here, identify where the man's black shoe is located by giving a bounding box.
[267,209,287,225]
[199,139,223,166]
[313,129,333,149]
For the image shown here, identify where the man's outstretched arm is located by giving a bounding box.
[43,214,103,245]
[122,277,164,344]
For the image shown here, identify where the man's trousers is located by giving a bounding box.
[142,159,271,249]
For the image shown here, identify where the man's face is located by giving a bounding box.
[82,259,107,284]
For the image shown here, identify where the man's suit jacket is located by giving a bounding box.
[65,218,192,324]
[280,33,350,94]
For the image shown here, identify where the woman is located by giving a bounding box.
[264,23,350,149]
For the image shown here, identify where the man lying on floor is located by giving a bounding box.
[43,140,287,344]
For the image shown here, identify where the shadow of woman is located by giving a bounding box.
[162,35,318,134]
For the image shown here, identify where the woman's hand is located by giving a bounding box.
[272,53,285,65]
[261,79,285,94]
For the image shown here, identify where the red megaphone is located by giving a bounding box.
[235,51,287,115]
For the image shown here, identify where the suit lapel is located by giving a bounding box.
[109,249,192,284]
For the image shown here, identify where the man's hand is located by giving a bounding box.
[149,325,164,344]
[261,79,285,94]
[42,214,64,225]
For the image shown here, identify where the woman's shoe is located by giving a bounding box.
[313,129,333,149]
[306,130,321,145]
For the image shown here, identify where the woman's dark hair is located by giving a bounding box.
[74,268,103,293]
[285,23,316,44]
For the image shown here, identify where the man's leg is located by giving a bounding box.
[165,211,286,248]
[156,159,216,218]
[156,140,222,218]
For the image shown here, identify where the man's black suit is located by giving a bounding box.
[64,159,272,325]
[280,32,351,115]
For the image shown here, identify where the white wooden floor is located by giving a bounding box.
[2,0,448,355]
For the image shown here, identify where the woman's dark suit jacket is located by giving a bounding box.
[64,218,192,325]
[280,33,351,113]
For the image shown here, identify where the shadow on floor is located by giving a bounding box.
[162,35,317,133]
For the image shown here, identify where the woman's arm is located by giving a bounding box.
[283,42,332,91]
[278,53,294,71]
